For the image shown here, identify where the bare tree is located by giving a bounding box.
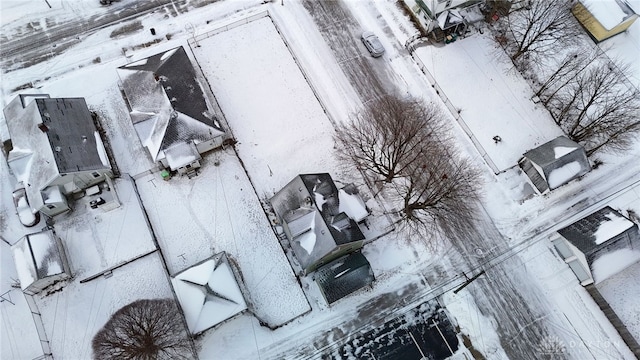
[497,0,579,63]
[92,299,193,360]
[547,59,640,155]
[334,95,482,239]
[334,96,448,184]
[390,146,482,239]
[534,49,599,103]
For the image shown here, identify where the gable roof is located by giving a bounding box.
[11,230,69,292]
[558,206,637,255]
[2,95,111,211]
[117,46,225,163]
[315,252,374,304]
[270,173,367,271]
[171,252,247,334]
[522,136,591,190]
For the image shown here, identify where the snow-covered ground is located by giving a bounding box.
[1,0,639,359]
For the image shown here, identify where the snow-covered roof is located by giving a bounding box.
[270,174,367,271]
[315,252,374,304]
[11,230,68,292]
[558,206,638,256]
[2,95,111,211]
[164,141,201,170]
[171,252,247,334]
[522,136,591,190]
[117,46,225,163]
[591,247,640,283]
[437,9,464,30]
[581,0,636,30]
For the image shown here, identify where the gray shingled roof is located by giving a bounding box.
[315,252,374,304]
[117,46,224,162]
[558,206,636,255]
[270,173,366,272]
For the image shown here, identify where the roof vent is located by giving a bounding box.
[38,123,49,132]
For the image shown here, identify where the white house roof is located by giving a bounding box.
[581,0,634,30]
[11,230,66,291]
[171,252,247,334]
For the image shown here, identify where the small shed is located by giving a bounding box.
[519,136,591,193]
[573,0,638,43]
[11,230,71,295]
[171,252,247,334]
[314,252,375,305]
[552,206,640,285]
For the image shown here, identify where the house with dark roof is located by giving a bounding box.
[573,0,638,43]
[2,94,113,217]
[270,173,370,274]
[117,46,226,175]
[552,206,640,285]
[12,229,72,295]
[314,251,375,305]
[518,136,591,194]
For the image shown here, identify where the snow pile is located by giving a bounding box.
[172,253,247,334]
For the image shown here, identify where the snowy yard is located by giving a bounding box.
[135,150,310,328]
[194,16,340,198]
[414,33,565,173]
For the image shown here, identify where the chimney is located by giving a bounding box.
[38,123,49,132]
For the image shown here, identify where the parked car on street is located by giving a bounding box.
[13,184,39,227]
[361,31,385,58]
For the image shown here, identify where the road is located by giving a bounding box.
[0,0,219,72]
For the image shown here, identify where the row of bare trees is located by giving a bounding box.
[334,96,482,240]
[493,0,640,156]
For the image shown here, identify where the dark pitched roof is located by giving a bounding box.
[36,98,108,173]
[300,173,366,244]
[523,136,584,168]
[118,47,217,129]
[315,252,374,304]
[117,46,224,162]
[558,206,637,255]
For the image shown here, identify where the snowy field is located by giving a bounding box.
[415,33,565,172]
[194,16,340,198]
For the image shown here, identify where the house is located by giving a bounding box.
[11,229,72,295]
[2,94,113,217]
[171,252,247,334]
[117,46,226,176]
[518,136,591,194]
[413,0,482,32]
[270,173,369,274]
[573,0,638,43]
[552,206,640,286]
[314,251,375,305]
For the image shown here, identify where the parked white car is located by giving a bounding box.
[361,31,385,58]
[13,184,39,227]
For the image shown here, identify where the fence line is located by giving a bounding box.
[409,50,500,174]
[188,10,269,46]
[24,293,54,359]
